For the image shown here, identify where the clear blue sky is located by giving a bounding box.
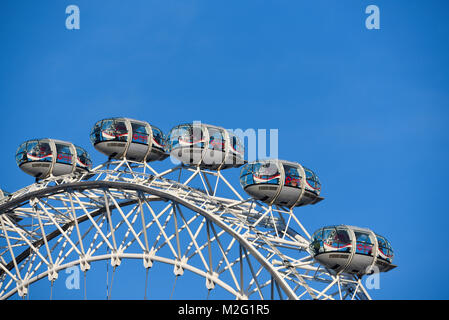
[1,0,449,299]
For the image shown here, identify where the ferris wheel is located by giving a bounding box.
[0,117,396,300]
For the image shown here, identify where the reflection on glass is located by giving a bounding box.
[75,146,92,170]
[131,122,149,145]
[56,144,73,164]
[283,164,301,188]
[304,167,321,193]
[168,124,205,151]
[229,133,244,156]
[355,232,373,256]
[16,141,53,164]
[253,162,280,184]
[240,163,254,187]
[311,227,353,254]
[208,127,225,151]
[90,119,129,144]
[151,125,165,150]
[240,161,281,187]
[376,234,394,262]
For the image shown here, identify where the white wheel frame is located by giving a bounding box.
[0,159,371,300]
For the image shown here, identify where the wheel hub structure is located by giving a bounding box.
[0,159,372,300]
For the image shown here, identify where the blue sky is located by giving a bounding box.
[1,0,449,299]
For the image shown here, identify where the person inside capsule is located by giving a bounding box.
[109,121,128,141]
[91,119,129,143]
[252,162,280,184]
[311,227,352,255]
[284,166,301,187]
[28,141,52,162]
[169,124,205,149]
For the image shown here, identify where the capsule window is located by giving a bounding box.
[131,123,149,145]
[283,164,301,188]
[90,121,102,144]
[304,167,321,192]
[26,141,52,162]
[99,119,128,142]
[16,143,28,165]
[168,125,202,150]
[376,234,393,262]
[310,229,324,254]
[240,164,255,187]
[354,232,374,256]
[101,120,114,140]
[332,229,352,251]
[55,144,73,164]
[114,121,128,141]
[75,146,92,170]
[229,133,244,156]
[208,127,225,151]
[191,125,205,148]
[253,162,280,185]
[149,125,165,150]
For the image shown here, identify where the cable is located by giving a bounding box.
[170,275,178,300]
[84,271,87,300]
[144,268,149,300]
[107,266,116,300]
[106,218,109,300]
[50,280,54,300]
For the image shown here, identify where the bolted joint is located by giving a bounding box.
[143,249,156,269]
[111,251,121,267]
[173,257,188,276]
[47,265,59,282]
[17,281,28,298]
[205,272,218,290]
[80,256,91,272]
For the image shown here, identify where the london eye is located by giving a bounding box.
[0,117,396,300]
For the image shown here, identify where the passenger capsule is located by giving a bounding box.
[90,117,168,162]
[239,159,323,207]
[15,139,93,179]
[166,123,244,170]
[309,225,396,275]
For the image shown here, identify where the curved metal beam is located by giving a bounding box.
[0,180,298,300]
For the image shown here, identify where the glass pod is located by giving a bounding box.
[16,139,93,179]
[239,159,323,207]
[166,123,244,170]
[310,225,396,275]
[90,117,168,162]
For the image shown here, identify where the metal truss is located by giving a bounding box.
[0,159,371,300]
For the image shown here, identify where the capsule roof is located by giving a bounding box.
[90,117,168,162]
[16,138,93,179]
[166,123,245,170]
[239,159,323,208]
[310,225,396,275]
